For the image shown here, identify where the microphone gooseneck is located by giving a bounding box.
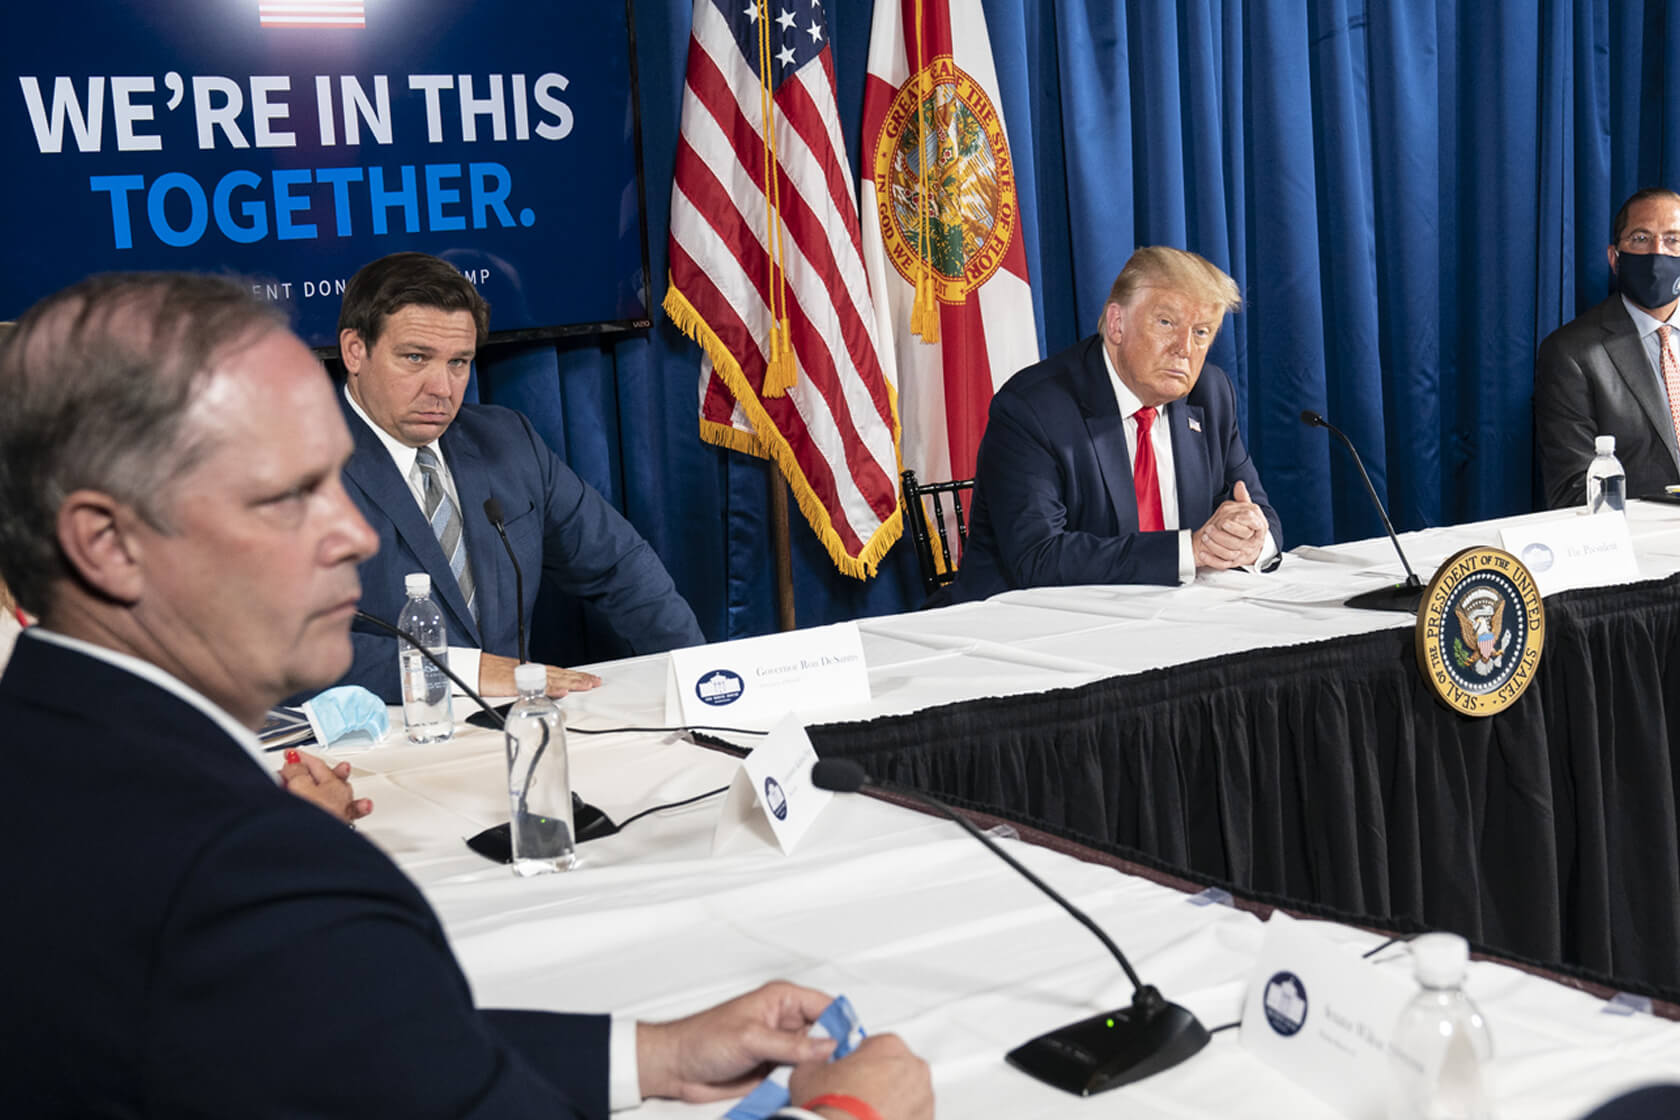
[354,608,619,845]
[357,611,545,797]
[482,497,528,665]
[1300,409,1425,608]
[478,497,538,808]
[815,760,1209,1093]
[356,609,502,726]
[812,761,1144,992]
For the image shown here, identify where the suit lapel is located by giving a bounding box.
[1073,339,1140,532]
[339,395,480,642]
[1601,300,1680,471]
[1169,399,1214,528]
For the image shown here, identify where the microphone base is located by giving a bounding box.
[464,701,516,730]
[464,795,619,863]
[1005,990,1210,1095]
[1344,579,1425,614]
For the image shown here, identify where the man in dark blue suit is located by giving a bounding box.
[336,252,704,702]
[949,247,1281,603]
[0,273,930,1118]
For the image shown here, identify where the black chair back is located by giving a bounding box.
[901,469,974,596]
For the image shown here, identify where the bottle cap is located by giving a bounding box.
[1410,932,1470,987]
[514,663,547,694]
[405,572,431,596]
[1595,434,1617,455]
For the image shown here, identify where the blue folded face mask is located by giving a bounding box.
[302,686,390,748]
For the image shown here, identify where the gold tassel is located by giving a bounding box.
[908,1,939,348]
[753,0,798,398]
[762,320,796,397]
[912,271,940,342]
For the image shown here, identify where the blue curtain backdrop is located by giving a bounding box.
[470,0,1680,661]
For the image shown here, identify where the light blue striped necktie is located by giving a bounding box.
[413,446,477,623]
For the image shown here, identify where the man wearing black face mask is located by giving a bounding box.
[1536,187,1680,508]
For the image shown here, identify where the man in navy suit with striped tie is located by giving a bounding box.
[334,252,704,701]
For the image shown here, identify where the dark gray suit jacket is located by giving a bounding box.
[1534,295,1680,508]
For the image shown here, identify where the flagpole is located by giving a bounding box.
[769,469,797,631]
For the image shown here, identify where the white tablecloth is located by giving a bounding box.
[340,710,1680,1119]
[562,501,1680,740]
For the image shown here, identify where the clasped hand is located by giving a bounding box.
[279,751,373,825]
[1191,480,1268,569]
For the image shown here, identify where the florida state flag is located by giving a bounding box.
[860,0,1038,503]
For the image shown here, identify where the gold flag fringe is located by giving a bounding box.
[664,280,903,580]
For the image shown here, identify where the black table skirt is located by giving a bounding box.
[807,574,1680,997]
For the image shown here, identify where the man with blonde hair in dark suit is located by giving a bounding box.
[950,246,1281,602]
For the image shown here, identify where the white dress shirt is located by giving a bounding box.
[0,608,22,676]
[1100,346,1196,583]
[1100,347,1277,581]
[27,628,277,777]
[1620,295,1680,404]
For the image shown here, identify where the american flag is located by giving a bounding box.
[258,1,366,29]
[666,0,902,580]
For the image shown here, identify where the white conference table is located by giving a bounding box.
[549,499,1680,997]
[564,500,1680,741]
[343,705,1680,1119]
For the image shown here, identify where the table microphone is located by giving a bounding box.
[1299,409,1426,612]
[482,496,527,665]
[810,759,1209,1095]
[352,609,619,847]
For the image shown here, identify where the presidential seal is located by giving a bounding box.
[1262,971,1309,1037]
[871,56,1018,302]
[1415,546,1545,717]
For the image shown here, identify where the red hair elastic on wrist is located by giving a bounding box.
[799,1094,883,1120]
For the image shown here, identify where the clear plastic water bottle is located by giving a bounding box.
[1584,434,1627,514]
[505,662,576,875]
[1388,933,1494,1120]
[397,572,453,744]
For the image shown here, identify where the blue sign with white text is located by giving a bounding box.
[3,0,649,345]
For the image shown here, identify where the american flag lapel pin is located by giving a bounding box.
[1188,416,1202,433]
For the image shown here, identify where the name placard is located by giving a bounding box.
[1239,912,1416,1120]
[712,714,833,855]
[665,621,870,731]
[1500,511,1639,596]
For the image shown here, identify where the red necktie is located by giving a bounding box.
[1133,406,1165,532]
